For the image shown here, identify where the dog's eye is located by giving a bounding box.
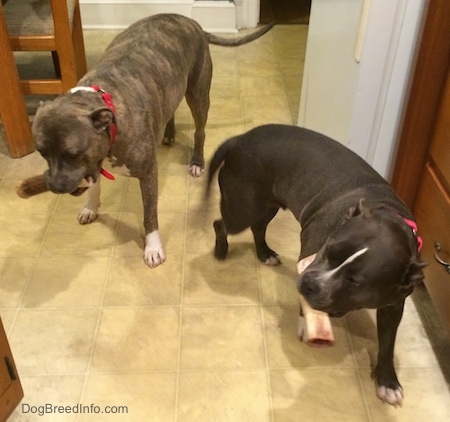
[65,153,79,161]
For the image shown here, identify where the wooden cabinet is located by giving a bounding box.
[0,318,23,421]
[391,0,450,333]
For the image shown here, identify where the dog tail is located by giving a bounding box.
[205,22,276,46]
[205,137,237,198]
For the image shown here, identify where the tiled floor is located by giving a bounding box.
[1,23,450,422]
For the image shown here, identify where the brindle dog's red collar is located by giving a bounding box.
[402,217,423,252]
[91,85,116,180]
[68,86,117,180]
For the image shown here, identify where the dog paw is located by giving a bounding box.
[144,248,166,267]
[77,208,98,224]
[144,230,166,268]
[376,385,403,407]
[162,136,174,146]
[189,165,204,178]
[264,255,281,266]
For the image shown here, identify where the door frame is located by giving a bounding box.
[391,0,450,207]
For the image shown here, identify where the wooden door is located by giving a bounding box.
[391,0,450,331]
[0,318,23,421]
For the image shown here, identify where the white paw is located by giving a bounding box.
[77,207,98,224]
[144,230,166,268]
[264,255,281,266]
[376,385,404,407]
[189,165,204,178]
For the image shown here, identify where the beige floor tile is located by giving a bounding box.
[183,249,260,305]
[178,369,271,421]
[3,151,48,179]
[81,372,177,421]
[9,375,85,422]
[40,212,119,257]
[240,75,286,96]
[9,309,99,375]
[103,254,183,306]
[270,368,370,421]
[112,211,145,257]
[90,307,180,372]
[0,257,35,308]
[0,309,17,334]
[0,215,49,257]
[180,306,265,369]
[263,305,355,368]
[241,94,294,129]
[1,178,59,216]
[258,257,299,304]
[21,256,110,308]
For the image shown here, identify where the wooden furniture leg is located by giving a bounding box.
[0,4,35,157]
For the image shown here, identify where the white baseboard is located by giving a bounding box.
[79,0,237,32]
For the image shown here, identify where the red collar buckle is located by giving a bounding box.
[402,217,423,252]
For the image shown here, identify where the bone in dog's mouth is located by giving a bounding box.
[70,177,94,196]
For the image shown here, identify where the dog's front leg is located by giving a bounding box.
[78,179,101,224]
[374,300,405,407]
[140,175,166,268]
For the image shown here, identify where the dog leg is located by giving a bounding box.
[140,174,166,267]
[144,230,166,267]
[251,206,280,265]
[78,179,101,224]
[185,58,211,178]
[213,219,228,259]
[374,301,405,407]
[162,117,175,146]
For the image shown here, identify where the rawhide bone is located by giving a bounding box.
[297,255,335,347]
[16,174,49,198]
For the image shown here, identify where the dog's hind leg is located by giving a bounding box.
[185,55,212,177]
[213,219,228,259]
[251,206,280,265]
[162,117,176,146]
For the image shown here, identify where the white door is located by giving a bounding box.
[297,0,427,178]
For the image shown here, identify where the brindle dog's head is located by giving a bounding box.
[298,199,426,316]
[32,93,114,196]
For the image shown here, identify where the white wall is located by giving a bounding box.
[297,0,363,144]
[79,0,238,32]
[298,0,427,178]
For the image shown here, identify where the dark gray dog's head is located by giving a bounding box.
[32,93,114,195]
[298,200,426,316]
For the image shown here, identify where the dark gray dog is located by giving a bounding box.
[32,13,274,267]
[206,124,426,407]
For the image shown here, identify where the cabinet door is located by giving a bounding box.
[414,61,450,332]
[0,318,23,421]
[415,165,450,330]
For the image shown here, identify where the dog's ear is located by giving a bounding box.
[399,259,427,291]
[346,198,372,219]
[90,107,114,132]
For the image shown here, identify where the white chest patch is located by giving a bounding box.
[103,157,131,177]
[323,247,369,281]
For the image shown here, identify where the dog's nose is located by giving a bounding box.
[299,273,321,297]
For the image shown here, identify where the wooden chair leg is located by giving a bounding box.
[51,51,62,77]
[0,6,35,157]
[72,2,87,79]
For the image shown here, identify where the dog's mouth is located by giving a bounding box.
[70,176,94,196]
